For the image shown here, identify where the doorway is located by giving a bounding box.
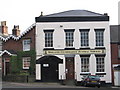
[65,57,74,80]
[36,56,63,82]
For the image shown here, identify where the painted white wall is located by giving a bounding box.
[36,64,41,80]
[114,71,120,86]
[55,55,66,80]
[36,21,111,83]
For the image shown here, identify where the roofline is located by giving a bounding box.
[0,23,36,42]
[35,16,109,22]
[44,10,104,17]
[0,50,17,56]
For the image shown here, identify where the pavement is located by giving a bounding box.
[2,81,120,89]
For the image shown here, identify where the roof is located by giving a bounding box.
[0,50,17,56]
[45,10,103,17]
[0,23,35,42]
[110,25,120,43]
[36,10,109,22]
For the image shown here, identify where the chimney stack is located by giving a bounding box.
[0,21,8,36]
[40,11,43,16]
[104,13,108,16]
[12,25,20,36]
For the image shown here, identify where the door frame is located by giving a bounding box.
[65,57,75,80]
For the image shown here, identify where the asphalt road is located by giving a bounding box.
[2,82,120,90]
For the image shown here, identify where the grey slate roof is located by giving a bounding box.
[110,25,120,43]
[36,10,109,22]
[45,10,104,17]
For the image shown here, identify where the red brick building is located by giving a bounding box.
[1,23,36,76]
[110,25,120,86]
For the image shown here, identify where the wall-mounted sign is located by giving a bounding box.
[43,49,106,55]
[43,64,49,67]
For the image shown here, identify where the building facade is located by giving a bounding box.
[0,23,36,76]
[110,25,120,86]
[35,10,112,84]
[0,21,9,70]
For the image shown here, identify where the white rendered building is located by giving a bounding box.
[35,10,112,84]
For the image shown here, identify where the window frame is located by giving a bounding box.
[44,30,54,48]
[22,57,31,69]
[23,39,31,51]
[95,29,104,46]
[64,29,74,47]
[96,57,105,72]
[81,57,90,72]
[79,29,89,47]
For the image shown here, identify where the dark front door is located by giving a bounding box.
[37,56,63,82]
[66,57,74,80]
[6,62,10,75]
[41,63,58,82]
[41,56,60,82]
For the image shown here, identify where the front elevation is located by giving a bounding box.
[35,10,112,84]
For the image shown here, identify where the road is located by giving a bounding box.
[2,81,120,90]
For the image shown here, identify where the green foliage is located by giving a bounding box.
[10,56,19,74]
[10,50,36,75]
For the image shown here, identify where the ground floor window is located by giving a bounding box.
[81,57,89,72]
[96,57,104,72]
[23,57,31,69]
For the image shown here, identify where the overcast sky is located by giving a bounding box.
[0,0,119,33]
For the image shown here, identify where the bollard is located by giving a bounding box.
[27,75,28,83]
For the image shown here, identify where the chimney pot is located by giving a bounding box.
[104,13,108,16]
[1,21,6,26]
[40,12,43,16]
[1,21,8,36]
[12,25,20,36]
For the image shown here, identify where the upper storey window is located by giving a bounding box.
[80,29,89,47]
[44,30,54,47]
[95,29,104,46]
[65,29,74,47]
[23,39,30,51]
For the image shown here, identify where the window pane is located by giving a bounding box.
[95,30,104,46]
[45,32,53,47]
[23,39,30,51]
[96,57,104,72]
[81,57,89,72]
[23,57,31,69]
[65,31,74,47]
[80,31,89,46]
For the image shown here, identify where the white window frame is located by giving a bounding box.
[95,30,104,46]
[65,31,74,47]
[23,57,31,69]
[23,39,30,51]
[96,57,105,72]
[80,30,89,46]
[81,57,89,72]
[45,32,53,47]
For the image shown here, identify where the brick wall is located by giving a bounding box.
[3,27,36,51]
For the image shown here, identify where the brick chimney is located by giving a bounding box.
[12,25,20,36]
[0,21,8,36]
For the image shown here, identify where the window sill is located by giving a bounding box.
[95,72,106,75]
[43,48,54,50]
[80,72,91,75]
[23,67,29,70]
[23,49,30,51]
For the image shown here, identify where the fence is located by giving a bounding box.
[2,75,35,83]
